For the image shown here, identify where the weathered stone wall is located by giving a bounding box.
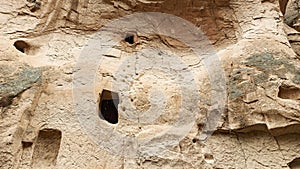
[0,0,299,169]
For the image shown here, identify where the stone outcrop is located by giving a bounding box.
[0,0,299,169]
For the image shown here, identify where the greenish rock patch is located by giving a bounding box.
[0,65,41,107]
[229,52,300,100]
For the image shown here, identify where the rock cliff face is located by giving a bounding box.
[0,0,300,169]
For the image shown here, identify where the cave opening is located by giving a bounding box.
[278,86,300,100]
[14,40,30,53]
[289,158,300,169]
[31,129,62,168]
[124,33,135,44]
[99,90,119,124]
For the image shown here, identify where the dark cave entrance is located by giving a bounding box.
[99,90,119,124]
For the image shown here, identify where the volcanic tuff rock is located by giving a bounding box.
[0,0,300,169]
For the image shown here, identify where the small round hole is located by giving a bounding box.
[30,2,41,12]
[124,33,136,44]
[14,40,30,53]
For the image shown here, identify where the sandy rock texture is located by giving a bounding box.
[0,0,300,169]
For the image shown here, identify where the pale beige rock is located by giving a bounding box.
[0,0,300,169]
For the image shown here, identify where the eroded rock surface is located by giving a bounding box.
[0,0,299,169]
